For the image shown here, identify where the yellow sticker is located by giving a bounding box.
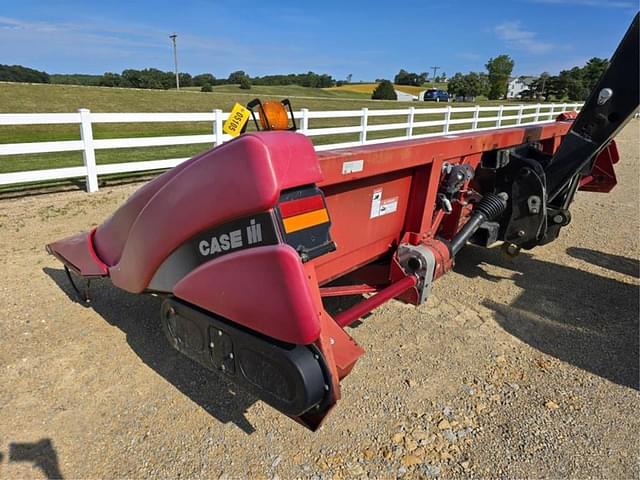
[223,103,251,137]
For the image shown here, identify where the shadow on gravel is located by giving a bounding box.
[9,438,63,479]
[566,247,640,279]
[44,267,258,434]
[454,246,639,390]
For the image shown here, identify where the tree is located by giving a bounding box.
[529,72,551,99]
[0,64,50,83]
[486,55,514,99]
[372,80,397,100]
[193,73,216,87]
[239,76,251,90]
[466,72,490,97]
[98,72,122,87]
[564,67,587,101]
[178,72,192,87]
[228,70,248,84]
[582,57,609,92]
[394,69,423,86]
[447,73,465,97]
[201,83,212,92]
[346,73,353,83]
[447,72,489,99]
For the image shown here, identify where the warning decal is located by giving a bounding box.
[370,188,399,218]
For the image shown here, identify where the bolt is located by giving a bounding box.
[167,307,176,316]
[220,365,226,372]
[597,88,613,105]
[324,384,330,391]
[314,354,320,360]
[218,330,223,336]
[553,214,564,224]
[209,342,214,348]
[228,352,234,360]
[517,230,526,237]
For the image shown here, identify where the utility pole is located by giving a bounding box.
[169,33,179,90]
[430,66,440,82]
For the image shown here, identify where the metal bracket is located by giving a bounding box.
[396,244,437,305]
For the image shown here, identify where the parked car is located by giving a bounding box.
[423,89,450,102]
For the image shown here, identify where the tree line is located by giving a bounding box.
[447,56,608,101]
[522,58,608,101]
[0,64,337,90]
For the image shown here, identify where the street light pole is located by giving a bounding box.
[169,33,179,90]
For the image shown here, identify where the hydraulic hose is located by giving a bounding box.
[449,192,508,256]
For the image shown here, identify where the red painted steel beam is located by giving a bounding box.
[319,284,379,297]
[334,275,417,327]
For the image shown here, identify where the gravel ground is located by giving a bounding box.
[0,122,638,479]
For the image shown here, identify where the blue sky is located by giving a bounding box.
[0,0,636,80]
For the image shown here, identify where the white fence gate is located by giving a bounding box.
[0,103,582,192]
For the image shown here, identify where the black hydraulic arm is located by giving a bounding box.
[487,13,639,253]
[545,12,639,205]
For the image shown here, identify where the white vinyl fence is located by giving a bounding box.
[0,103,582,192]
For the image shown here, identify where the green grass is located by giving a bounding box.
[0,82,560,179]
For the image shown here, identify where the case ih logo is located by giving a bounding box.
[198,219,264,256]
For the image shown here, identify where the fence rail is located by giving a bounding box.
[0,103,582,192]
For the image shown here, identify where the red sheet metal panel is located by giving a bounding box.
[105,132,322,293]
[313,171,412,284]
[174,244,321,345]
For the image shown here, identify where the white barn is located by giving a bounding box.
[394,90,418,101]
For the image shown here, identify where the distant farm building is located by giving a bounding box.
[507,76,537,99]
[394,90,418,101]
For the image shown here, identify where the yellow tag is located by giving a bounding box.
[223,103,251,137]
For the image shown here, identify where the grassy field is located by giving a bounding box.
[326,82,449,96]
[0,82,555,185]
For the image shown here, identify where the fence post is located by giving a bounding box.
[561,103,568,113]
[534,103,541,123]
[214,109,223,146]
[79,108,98,193]
[443,105,452,134]
[300,108,309,134]
[472,104,481,130]
[497,105,504,127]
[359,107,368,144]
[516,104,524,125]
[406,107,415,138]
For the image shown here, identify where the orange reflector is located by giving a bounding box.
[282,208,330,233]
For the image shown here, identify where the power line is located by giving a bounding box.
[430,66,441,81]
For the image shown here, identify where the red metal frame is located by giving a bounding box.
[295,119,583,428]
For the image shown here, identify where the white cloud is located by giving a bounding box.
[494,21,555,54]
